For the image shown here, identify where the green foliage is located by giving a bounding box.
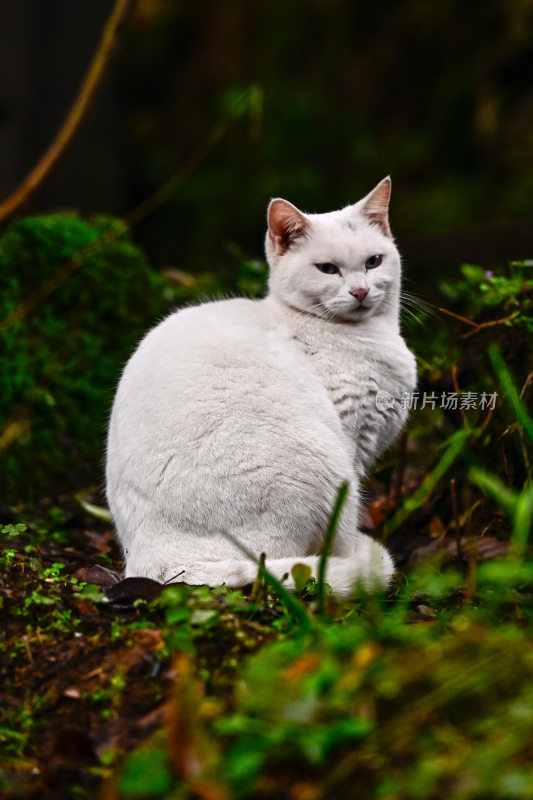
[222,530,312,632]
[236,258,269,297]
[0,214,168,502]
[406,261,533,390]
[471,469,533,555]
[112,554,533,800]
[384,428,472,537]
[399,260,532,534]
[488,344,533,445]
[120,749,173,797]
[441,263,533,328]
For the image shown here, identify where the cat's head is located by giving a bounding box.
[265,178,401,323]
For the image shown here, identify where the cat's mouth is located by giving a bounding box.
[347,301,376,320]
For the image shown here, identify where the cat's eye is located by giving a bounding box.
[316,262,340,275]
[365,254,383,270]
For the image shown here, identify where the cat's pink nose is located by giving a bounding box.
[350,287,368,302]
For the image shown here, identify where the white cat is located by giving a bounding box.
[106,178,417,596]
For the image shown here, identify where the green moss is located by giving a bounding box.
[0,214,167,503]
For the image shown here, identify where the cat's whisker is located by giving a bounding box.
[305,302,337,323]
[401,297,434,313]
[399,304,431,331]
[399,293,435,317]
[400,289,432,304]
[400,298,428,314]
[399,291,435,315]
[400,306,422,322]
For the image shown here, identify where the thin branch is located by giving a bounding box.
[520,370,533,399]
[0,90,250,336]
[438,306,520,338]
[450,478,463,559]
[0,0,137,231]
[125,90,249,227]
[461,311,519,338]
[437,306,478,327]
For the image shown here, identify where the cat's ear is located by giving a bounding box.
[360,177,392,236]
[268,199,309,255]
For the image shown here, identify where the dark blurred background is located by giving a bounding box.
[1,0,533,503]
[1,0,532,281]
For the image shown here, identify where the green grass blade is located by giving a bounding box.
[512,486,533,554]
[489,344,533,445]
[74,494,113,523]
[383,428,471,538]
[220,530,311,631]
[470,468,533,555]
[317,482,349,618]
[469,467,517,514]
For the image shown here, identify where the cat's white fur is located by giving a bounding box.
[106,178,417,596]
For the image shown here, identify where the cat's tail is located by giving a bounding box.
[153,538,394,597]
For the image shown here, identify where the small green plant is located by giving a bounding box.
[88,671,128,719]
[440,262,533,328]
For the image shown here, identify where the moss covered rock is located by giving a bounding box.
[0,213,167,503]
